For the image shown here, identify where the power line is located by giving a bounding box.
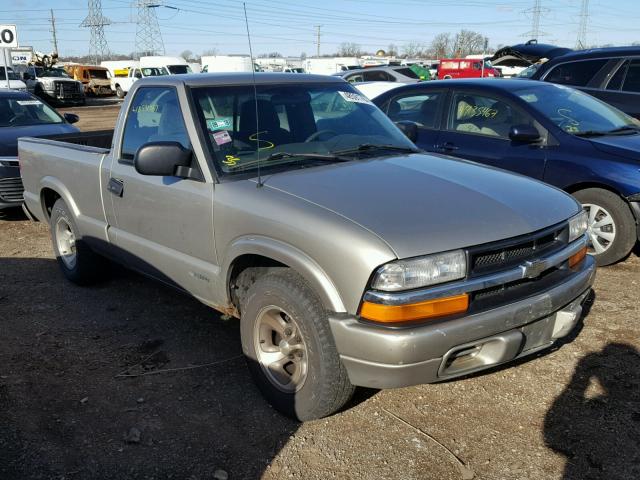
[576,0,590,49]
[135,0,165,58]
[81,0,111,64]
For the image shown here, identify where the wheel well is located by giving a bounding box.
[41,188,61,221]
[228,254,287,313]
[564,182,622,197]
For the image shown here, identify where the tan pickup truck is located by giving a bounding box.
[64,65,113,96]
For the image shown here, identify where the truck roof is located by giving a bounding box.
[134,72,346,87]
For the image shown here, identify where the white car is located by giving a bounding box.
[354,81,404,100]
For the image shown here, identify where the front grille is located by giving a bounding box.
[0,177,24,203]
[54,81,82,98]
[469,223,568,277]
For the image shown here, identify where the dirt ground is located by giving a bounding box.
[1,105,639,480]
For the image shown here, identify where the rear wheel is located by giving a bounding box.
[50,198,108,284]
[573,188,636,266]
[240,270,354,421]
[115,85,124,98]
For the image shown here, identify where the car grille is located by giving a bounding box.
[54,81,82,98]
[468,223,568,278]
[0,177,24,203]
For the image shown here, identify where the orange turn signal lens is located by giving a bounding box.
[568,246,587,268]
[360,294,469,324]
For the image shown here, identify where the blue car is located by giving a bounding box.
[0,89,79,211]
[373,79,640,266]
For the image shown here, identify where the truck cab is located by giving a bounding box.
[438,58,500,80]
[20,65,85,106]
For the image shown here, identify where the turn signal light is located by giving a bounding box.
[360,294,469,324]
[568,246,587,268]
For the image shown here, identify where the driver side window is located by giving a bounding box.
[121,87,190,161]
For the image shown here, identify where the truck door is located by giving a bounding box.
[106,85,217,302]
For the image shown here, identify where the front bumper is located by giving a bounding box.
[0,161,24,209]
[329,254,596,389]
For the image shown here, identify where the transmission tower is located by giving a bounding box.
[530,0,542,40]
[135,0,165,58]
[576,0,590,49]
[81,0,111,64]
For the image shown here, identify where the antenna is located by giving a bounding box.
[243,3,262,188]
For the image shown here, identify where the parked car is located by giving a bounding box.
[354,81,403,100]
[20,73,594,421]
[64,65,113,96]
[529,46,640,120]
[437,58,500,79]
[338,66,421,84]
[0,89,79,210]
[373,79,640,265]
[19,65,85,106]
[491,40,572,78]
[0,66,28,91]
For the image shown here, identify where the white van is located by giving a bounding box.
[303,57,361,76]
[201,55,253,73]
[140,56,192,75]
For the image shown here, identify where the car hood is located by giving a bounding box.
[0,123,79,157]
[491,43,572,67]
[588,134,640,161]
[259,153,580,259]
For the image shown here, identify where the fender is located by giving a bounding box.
[40,176,80,217]
[223,235,347,313]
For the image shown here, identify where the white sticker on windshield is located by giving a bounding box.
[339,91,373,105]
[213,130,232,146]
[16,100,42,106]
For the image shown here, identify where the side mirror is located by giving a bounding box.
[509,124,540,143]
[134,142,194,177]
[395,120,419,143]
[22,72,31,80]
[63,113,79,124]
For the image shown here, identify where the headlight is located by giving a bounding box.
[568,210,588,243]
[371,249,466,292]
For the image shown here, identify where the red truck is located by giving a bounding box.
[437,58,500,80]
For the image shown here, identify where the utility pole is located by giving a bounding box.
[315,25,321,57]
[50,9,59,55]
[81,0,111,64]
[576,0,590,49]
[135,0,165,58]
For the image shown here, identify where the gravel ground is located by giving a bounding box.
[1,105,639,480]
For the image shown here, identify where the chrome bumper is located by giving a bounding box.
[328,254,596,389]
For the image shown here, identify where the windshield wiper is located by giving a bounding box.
[574,126,640,137]
[332,143,421,156]
[265,151,351,162]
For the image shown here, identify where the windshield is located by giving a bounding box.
[516,85,639,134]
[0,67,20,81]
[36,68,69,78]
[192,83,417,176]
[0,96,63,127]
[167,65,192,74]
[516,64,540,78]
[141,67,166,77]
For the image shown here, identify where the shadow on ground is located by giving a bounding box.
[544,342,640,480]
[0,257,300,479]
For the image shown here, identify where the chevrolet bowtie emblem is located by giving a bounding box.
[522,259,547,279]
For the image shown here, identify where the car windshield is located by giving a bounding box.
[516,64,540,78]
[192,83,417,176]
[37,68,69,78]
[0,67,20,81]
[0,96,63,127]
[141,67,166,77]
[516,84,640,135]
[167,65,192,74]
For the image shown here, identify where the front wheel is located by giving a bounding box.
[50,198,108,284]
[573,188,636,266]
[240,270,355,421]
[115,85,124,98]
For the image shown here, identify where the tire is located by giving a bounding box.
[115,85,125,98]
[240,269,355,421]
[50,198,108,285]
[573,188,636,266]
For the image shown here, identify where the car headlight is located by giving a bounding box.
[568,210,588,243]
[371,249,467,292]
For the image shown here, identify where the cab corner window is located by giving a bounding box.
[386,92,442,129]
[121,87,190,161]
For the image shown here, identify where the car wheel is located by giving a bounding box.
[573,188,636,266]
[50,198,108,284]
[240,269,355,421]
[115,85,124,98]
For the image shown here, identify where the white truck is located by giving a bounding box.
[111,56,191,98]
[201,55,254,73]
[303,57,361,76]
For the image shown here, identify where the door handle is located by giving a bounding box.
[441,142,459,152]
[107,178,124,197]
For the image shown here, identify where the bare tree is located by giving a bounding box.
[387,43,398,57]
[338,42,362,57]
[430,33,451,58]
[452,30,487,57]
[180,49,195,61]
[401,41,426,58]
[202,48,219,57]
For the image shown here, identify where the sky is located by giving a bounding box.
[2,0,640,58]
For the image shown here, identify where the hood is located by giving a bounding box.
[491,42,572,67]
[0,123,79,157]
[588,134,640,161]
[260,153,580,259]
[0,81,27,90]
